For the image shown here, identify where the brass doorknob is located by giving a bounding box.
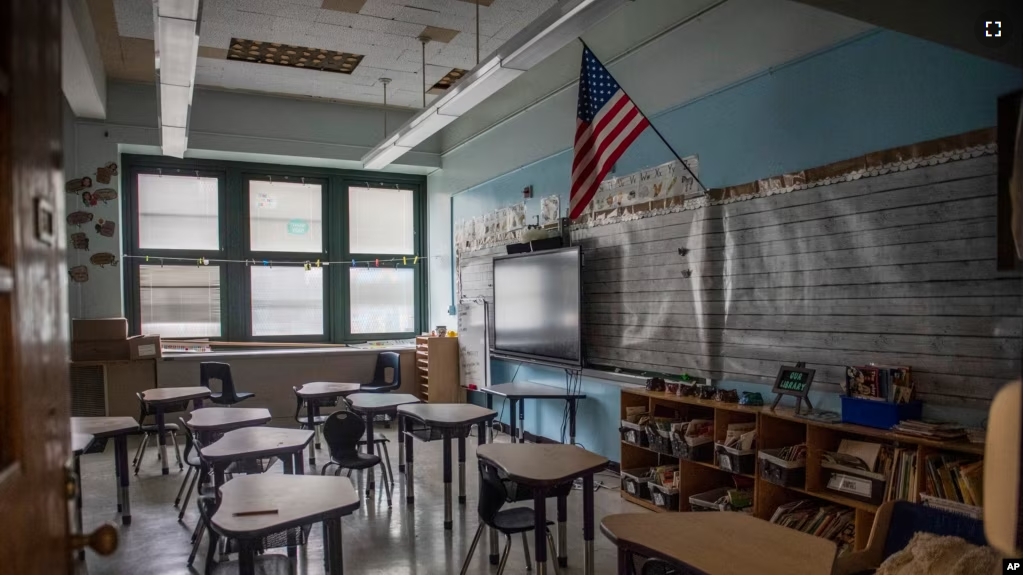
[70,523,118,556]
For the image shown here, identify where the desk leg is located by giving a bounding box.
[533,492,548,574]
[404,423,414,504]
[114,439,123,513]
[617,548,633,575]
[193,397,204,410]
[457,432,466,505]
[324,518,344,575]
[508,399,517,444]
[239,542,256,575]
[397,414,405,474]
[155,406,169,475]
[307,400,317,466]
[214,463,225,490]
[556,492,568,568]
[486,395,494,443]
[442,429,453,530]
[115,435,132,524]
[479,421,497,565]
[282,455,297,562]
[365,412,376,496]
[583,474,594,575]
[518,400,525,443]
[294,450,305,475]
[568,399,578,446]
[74,454,85,561]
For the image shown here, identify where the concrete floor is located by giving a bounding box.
[78,426,646,574]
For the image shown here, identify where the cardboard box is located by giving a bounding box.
[72,339,129,362]
[129,335,162,360]
[73,318,128,342]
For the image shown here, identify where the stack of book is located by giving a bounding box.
[892,420,967,441]
[879,447,918,502]
[769,500,856,556]
[844,365,913,403]
[922,453,984,507]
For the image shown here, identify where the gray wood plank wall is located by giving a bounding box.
[457,155,1021,408]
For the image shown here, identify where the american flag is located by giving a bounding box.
[569,46,650,220]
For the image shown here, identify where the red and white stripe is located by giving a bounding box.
[569,89,650,219]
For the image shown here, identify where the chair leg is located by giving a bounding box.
[314,425,321,450]
[380,460,392,507]
[460,523,486,575]
[522,532,532,572]
[546,530,560,575]
[320,462,334,476]
[174,467,193,507]
[204,529,220,575]
[178,472,198,522]
[380,440,394,485]
[132,433,147,465]
[133,434,150,475]
[170,432,183,470]
[187,522,204,567]
[497,534,512,575]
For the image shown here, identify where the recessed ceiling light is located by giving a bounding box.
[227,38,364,74]
[428,67,469,95]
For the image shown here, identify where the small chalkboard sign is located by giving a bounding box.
[770,363,815,414]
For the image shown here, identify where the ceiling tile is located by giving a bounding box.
[421,25,460,43]
[321,0,367,13]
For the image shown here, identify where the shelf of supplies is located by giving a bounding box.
[620,491,663,513]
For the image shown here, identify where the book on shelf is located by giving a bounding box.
[769,500,856,556]
[892,420,968,441]
[922,453,983,507]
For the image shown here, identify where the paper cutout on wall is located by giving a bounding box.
[95,219,116,237]
[95,162,118,184]
[67,211,94,226]
[541,196,560,225]
[70,232,90,250]
[66,177,92,193]
[89,252,118,267]
[82,191,98,206]
[68,265,89,283]
[93,188,118,203]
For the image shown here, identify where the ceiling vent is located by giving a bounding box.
[227,38,364,74]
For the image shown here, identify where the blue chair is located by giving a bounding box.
[200,362,255,406]
[359,352,401,393]
[834,500,986,574]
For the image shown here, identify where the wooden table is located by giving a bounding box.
[201,427,314,487]
[295,382,361,466]
[397,404,496,530]
[482,382,587,444]
[476,443,607,574]
[71,416,140,524]
[601,512,838,575]
[140,387,211,475]
[347,393,420,495]
[212,474,361,575]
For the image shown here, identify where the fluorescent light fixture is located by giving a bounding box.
[154,0,201,158]
[161,125,187,158]
[396,111,458,147]
[363,144,413,170]
[360,0,626,170]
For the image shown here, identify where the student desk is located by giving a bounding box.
[212,474,360,575]
[476,444,608,574]
[186,407,272,485]
[140,386,211,474]
[71,416,140,524]
[481,382,587,445]
[200,427,314,487]
[294,381,361,466]
[600,512,837,574]
[347,393,420,494]
[397,403,496,530]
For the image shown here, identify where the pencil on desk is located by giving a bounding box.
[233,509,279,517]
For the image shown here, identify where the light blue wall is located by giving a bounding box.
[453,31,1021,462]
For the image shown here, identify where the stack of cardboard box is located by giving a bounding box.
[71,318,162,362]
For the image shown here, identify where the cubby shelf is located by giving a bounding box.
[618,388,984,553]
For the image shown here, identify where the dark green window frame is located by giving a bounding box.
[121,154,428,343]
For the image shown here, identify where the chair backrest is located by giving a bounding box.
[178,416,195,460]
[477,461,509,528]
[322,410,365,460]
[136,392,188,421]
[200,362,236,396]
[882,501,987,558]
[136,392,150,422]
[369,352,401,391]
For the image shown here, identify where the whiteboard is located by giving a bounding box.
[458,298,489,389]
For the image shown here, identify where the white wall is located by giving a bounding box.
[65,81,443,320]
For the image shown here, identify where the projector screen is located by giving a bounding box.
[492,247,581,367]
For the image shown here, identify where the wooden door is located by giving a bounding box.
[0,0,73,572]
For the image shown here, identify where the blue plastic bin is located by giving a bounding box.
[840,396,922,429]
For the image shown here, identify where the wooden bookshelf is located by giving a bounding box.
[414,336,462,403]
[619,388,985,553]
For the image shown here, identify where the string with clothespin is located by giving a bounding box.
[122,254,424,267]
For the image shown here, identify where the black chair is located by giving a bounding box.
[174,417,204,522]
[200,362,255,406]
[460,461,559,575]
[359,352,401,393]
[292,389,394,485]
[132,392,183,475]
[321,409,392,506]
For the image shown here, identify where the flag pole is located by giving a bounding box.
[578,38,707,193]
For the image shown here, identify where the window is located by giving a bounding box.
[123,157,424,342]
